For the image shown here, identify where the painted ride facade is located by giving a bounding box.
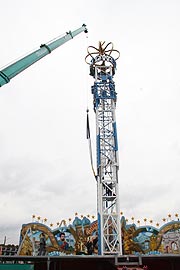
[17,216,180,256]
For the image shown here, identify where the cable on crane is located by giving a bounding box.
[86,108,97,180]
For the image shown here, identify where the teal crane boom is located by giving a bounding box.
[0,24,87,87]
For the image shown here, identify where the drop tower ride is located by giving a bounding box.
[85,42,122,255]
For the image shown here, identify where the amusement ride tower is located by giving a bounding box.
[85,42,122,255]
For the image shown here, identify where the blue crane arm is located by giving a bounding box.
[0,24,88,87]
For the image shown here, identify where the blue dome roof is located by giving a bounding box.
[73,217,82,227]
[82,216,90,226]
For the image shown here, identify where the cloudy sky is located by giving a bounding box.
[0,0,180,244]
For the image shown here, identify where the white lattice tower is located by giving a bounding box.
[86,42,122,255]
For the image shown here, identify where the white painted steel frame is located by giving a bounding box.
[93,64,122,255]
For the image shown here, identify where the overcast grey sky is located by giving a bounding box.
[0,0,180,244]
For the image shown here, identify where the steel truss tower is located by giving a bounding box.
[85,42,122,255]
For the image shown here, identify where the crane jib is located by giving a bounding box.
[0,71,10,85]
[0,24,87,87]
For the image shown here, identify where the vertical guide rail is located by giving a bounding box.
[85,42,122,255]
